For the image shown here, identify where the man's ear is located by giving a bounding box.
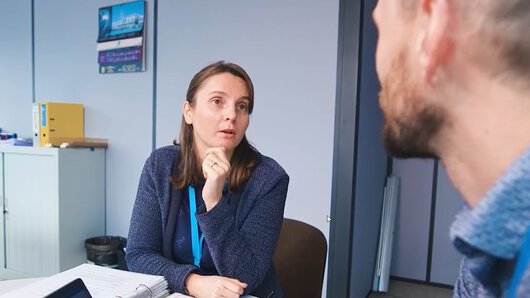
[419,0,454,85]
[182,100,193,124]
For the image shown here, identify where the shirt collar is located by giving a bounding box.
[450,146,530,259]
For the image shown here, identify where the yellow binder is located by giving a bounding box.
[39,102,84,147]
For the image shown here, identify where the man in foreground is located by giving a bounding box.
[373,0,530,296]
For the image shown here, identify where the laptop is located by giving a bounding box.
[44,278,93,298]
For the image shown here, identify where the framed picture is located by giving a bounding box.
[97,1,146,74]
[98,1,145,43]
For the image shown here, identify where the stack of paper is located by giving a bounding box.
[3,264,169,298]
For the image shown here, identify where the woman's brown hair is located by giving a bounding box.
[172,61,260,190]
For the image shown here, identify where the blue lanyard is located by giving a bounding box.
[188,185,204,267]
[508,224,530,298]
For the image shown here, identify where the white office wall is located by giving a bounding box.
[3,0,339,243]
[0,0,33,137]
[156,0,339,240]
[33,0,155,236]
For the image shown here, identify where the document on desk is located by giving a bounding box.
[2,263,169,298]
[166,294,258,298]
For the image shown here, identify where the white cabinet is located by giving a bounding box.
[0,155,4,270]
[0,146,105,279]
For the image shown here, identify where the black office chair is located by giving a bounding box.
[273,218,327,298]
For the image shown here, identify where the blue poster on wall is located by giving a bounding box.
[98,1,145,42]
[97,1,146,73]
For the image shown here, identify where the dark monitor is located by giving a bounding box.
[44,278,93,298]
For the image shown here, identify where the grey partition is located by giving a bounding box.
[328,0,388,296]
[349,0,388,296]
[430,164,464,285]
[391,159,435,280]
[390,159,463,286]
[0,0,33,137]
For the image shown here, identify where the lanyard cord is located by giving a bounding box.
[188,185,205,267]
[508,224,530,298]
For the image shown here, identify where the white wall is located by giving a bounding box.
[1,0,339,249]
[33,0,155,236]
[155,4,339,294]
[0,0,33,136]
[156,0,339,241]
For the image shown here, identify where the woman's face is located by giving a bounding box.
[183,72,251,159]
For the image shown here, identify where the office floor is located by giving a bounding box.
[368,280,453,298]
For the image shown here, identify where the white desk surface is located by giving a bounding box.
[0,278,43,295]
[0,279,186,297]
[0,278,257,297]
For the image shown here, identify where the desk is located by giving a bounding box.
[0,278,42,294]
[0,279,184,297]
[0,278,257,297]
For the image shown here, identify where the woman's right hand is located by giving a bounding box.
[201,147,231,211]
[185,273,247,298]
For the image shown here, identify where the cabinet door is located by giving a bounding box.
[4,153,58,277]
[0,154,5,269]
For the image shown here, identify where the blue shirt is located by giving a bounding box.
[451,146,530,297]
[172,184,216,275]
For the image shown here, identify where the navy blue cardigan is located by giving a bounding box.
[126,145,289,296]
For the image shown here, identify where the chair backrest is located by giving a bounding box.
[273,218,327,298]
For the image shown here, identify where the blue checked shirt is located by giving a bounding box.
[451,147,530,297]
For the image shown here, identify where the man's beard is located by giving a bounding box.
[379,53,445,159]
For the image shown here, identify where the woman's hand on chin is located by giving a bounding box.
[201,147,230,211]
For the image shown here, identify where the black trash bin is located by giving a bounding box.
[85,236,128,270]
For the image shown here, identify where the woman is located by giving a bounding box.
[126,61,289,298]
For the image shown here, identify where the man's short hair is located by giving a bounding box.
[480,1,530,81]
[399,0,530,85]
